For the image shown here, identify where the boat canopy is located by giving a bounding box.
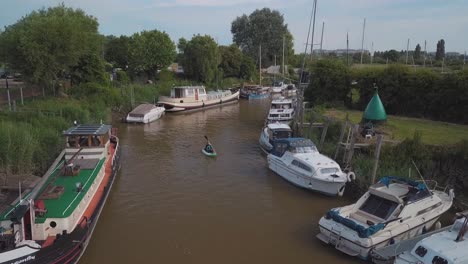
[373,176,431,204]
[271,138,317,157]
[63,124,111,136]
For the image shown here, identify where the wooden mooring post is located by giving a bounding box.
[344,124,359,165]
[334,120,349,160]
[319,118,329,149]
[371,134,384,184]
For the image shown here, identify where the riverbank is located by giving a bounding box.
[304,108,468,211]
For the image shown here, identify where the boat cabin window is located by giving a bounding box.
[199,88,206,95]
[359,194,399,220]
[320,168,339,174]
[432,256,448,264]
[67,134,107,148]
[404,186,432,203]
[272,130,291,140]
[291,160,312,172]
[187,89,194,96]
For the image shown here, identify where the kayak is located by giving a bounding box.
[202,148,217,157]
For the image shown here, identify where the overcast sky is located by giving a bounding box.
[1,0,467,54]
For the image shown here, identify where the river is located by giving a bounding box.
[81,99,361,264]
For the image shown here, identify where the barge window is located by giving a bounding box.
[359,194,398,220]
[432,256,448,264]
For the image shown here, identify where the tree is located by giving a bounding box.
[128,30,176,80]
[239,55,256,80]
[305,59,351,106]
[219,44,242,78]
[181,35,219,83]
[414,44,421,60]
[436,39,445,61]
[231,8,294,68]
[383,50,400,62]
[104,35,130,69]
[0,4,103,92]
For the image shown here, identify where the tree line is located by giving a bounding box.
[306,60,468,124]
[0,5,295,92]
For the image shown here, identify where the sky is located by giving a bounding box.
[0,0,467,54]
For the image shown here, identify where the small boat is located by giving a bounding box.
[202,136,217,157]
[393,210,468,264]
[202,147,217,157]
[266,98,295,124]
[0,124,121,263]
[371,211,468,264]
[240,85,270,100]
[158,86,239,112]
[270,81,288,93]
[259,123,292,153]
[267,138,352,196]
[316,176,455,260]
[126,103,165,123]
[282,84,297,96]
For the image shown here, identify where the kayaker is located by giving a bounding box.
[205,144,213,153]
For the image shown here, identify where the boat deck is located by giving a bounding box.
[0,158,105,223]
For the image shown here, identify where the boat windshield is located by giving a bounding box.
[272,130,291,139]
[359,194,399,220]
[290,146,317,153]
[288,139,317,153]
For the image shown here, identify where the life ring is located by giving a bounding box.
[347,172,356,182]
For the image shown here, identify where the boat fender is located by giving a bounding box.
[449,189,455,201]
[347,172,356,182]
[389,237,395,245]
[202,102,205,107]
[338,185,345,197]
[434,221,442,230]
[220,99,222,104]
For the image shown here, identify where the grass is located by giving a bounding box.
[323,109,468,145]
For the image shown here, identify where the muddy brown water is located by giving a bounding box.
[81,99,361,264]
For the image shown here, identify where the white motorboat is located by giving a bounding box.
[270,81,288,93]
[267,98,295,124]
[158,86,239,112]
[259,123,292,154]
[282,84,297,96]
[394,210,467,264]
[126,103,165,123]
[267,138,353,196]
[316,176,455,260]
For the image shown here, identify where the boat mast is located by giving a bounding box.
[282,35,285,78]
[259,44,262,86]
[406,38,410,65]
[319,21,325,59]
[297,0,317,133]
[360,18,366,64]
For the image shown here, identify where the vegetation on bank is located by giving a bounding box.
[307,60,468,124]
[323,109,468,145]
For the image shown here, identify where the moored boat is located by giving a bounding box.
[158,86,239,112]
[0,124,121,263]
[240,85,270,100]
[316,176,454,260]
[259,123,292,154]
[126,103,165,123]
[393,210,468,264]
[267,138,352,196]
[266,98,295,124]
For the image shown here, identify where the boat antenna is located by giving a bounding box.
[411,160,431,194]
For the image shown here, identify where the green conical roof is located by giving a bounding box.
[363,89,387,122]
